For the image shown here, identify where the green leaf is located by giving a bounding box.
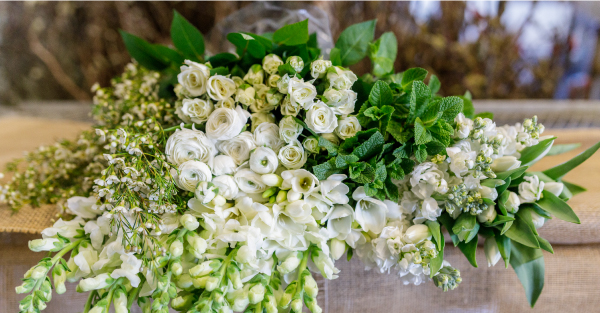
[430,231,445,278]
[335,154,359,169]
[369,32,397,77]
[208,53,238,68]
[438,213,459,246]
[504,216,540,249]
[313,159,343,180]
[481,179,505,188]
[171,11,205,61]
[227,32,267,59]
[426,221,442,251]
[368,81,393,107]
[307,32,318,48]
[329,47,342,67]
[335,19,376,66]
[543,141,600,180]
[273,19,309,46]
[340,129,377,153]
[351,131,385,160]
[495,166,529,181]
[153,44,184,65]
[457,236,478,267]
[384,177,400,202]
[401,67,428,91]
[438,96,464,122]
[536,190,580,224]
[536,236,553,254]
[546,143,581,156]
[496,177,511,196]
[428,75,441,95]
[488,214,515,227]
[209,67,229,76]
[452,214,477,242]
[561,180,586,197]
[460,94,475,119]
[425,139,446,155]
[474,112,494,119]
[414,145,428,163]
[120,30,170,71]
[497,190,510,216]
[349,162,375,184]
[519,137,556,167]
[318,136,339,157]
[510,242,545,307]
[495,234,511,268]
[414,117,432,145]
[387,119,407,143]
[408,81,431,120]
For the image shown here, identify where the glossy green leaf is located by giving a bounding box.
[120,31,170,71]
[457,235,478,267]
[273,19,309,46]
[369,32,397,77]
[335,19,376,66]
[438,213,459,246]
[208,53,238,68]
[452,214,477,242]
[430,231,445,278]
[488,214,515,227]
[504,216,540,249]
[536,190,580,224]
[426,220,442,251]
[401,67,428,92]
[171,11,205,61]
[543,141,600,180]
[510,242,545,307]
[561,180,586,197]
[495,234,511,268]
[330,47,342,66]
[227,33,267,59]
[368,81,393,107]
[546,143,581,156]
[497,190,509,216]
[536,236,553,254]
[474,112,494,119]
[495,166,529,181]
[519,137,556,167]
[428,75,441,94]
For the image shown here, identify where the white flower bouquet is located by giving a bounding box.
[3,14,599,313]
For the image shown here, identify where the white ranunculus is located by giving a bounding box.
[205,106,250,141]
[279,115,303,143]
[212,175,239,200]
[172,160,212,192]
[180,213,200,231]
[277,74,291,94]
[165,128,217,166]
[286,56,304,72]
[236,84,256,106]
[215,97,236,109]
[216,131,256,165]
[280,96,302,116]
[518,175,544,203]
[403,224,431,244]
[320,174,350,204]
[446,146,476,177]
[287,77,317,109]
[180,98,214,124]
[250,112,275,132]
[327,66,358,90]
[111,254,143,287]
[302,136,320,154]
[311,59,332,78]
[254,122,284,153]
[305,101,338,134]
[544,182,564,197]
[262,54,283,75]
[352,187,387,234]
[454,113,473,139]
[234,168,268,194]
[178,60,210,96]
[67,196,101,219]
[335,116,361,140]
[207,75,237,101]
[249,147,279,174]
[484,237,501,267]
[211,155,237,176]
[278,140,307,170]
[491,156,522,172]
[194,181,218,204]
[323,87,343,106]
[244,64,264,85]
[281,169,319,194]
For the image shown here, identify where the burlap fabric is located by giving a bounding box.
[1,116,599,312]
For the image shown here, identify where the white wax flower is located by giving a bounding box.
[178,60,210,96]
[305,101,338,134]
[172,160,212,192]
[279,115,303,143]
[211,155,237,176]
[352,186,387,234]
[454,113,473,139]
[254,122,284,153]
[335,116,361,140]
[302,136,320,154]
[278,140,308,170]
[207,75,236,101]
[212,175,239,199]
[179,98,214,124]
[180,213,200,231]
[262,54,283,75]
[280,96,302,116]
[235,168,268,194]
[287,77,317,109]
[165,128,217,166]
[281,169,319,194]
[215,97,236,109]
[311,59,332,78]
[216,131,256,165]
[491,156,521,172]
[518,175,544,203]
[327,66,358,90]
[250,147,279,174]
[484,237,501,267]
[194,181,218,204]
[244,64,264,85]
[79,273,113,292]
[477,204,497,223]
[67,196,101,219]
[277,74,291,94]
[403,224,431,244]
[250,112,276,132]
[205,106,250,141]
[320,174,350,204]
[286,56,304,72]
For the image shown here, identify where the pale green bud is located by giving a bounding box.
[172,261,183,276]
[176,274,193,290]
[227,266,243,290]
[186,232,207,259]
[403,224,431,244]
[15,279,36,294]
[89,306,104,313]
[329,238,346,261]
[279,282,296,308]
[278,252,302,274]
[138,297,151,313]
[212,195,226,206]
[205,276,220,291]
[266,88,283,105]
[52,265,67,294]
[477,204,497,223]
[248,284,265,304]
[264,294,278,313]
[78,273,113,292]
[276,190,288,203]
[180,214,200,231]
[286,56,304,72]
[484,237,501,267]
[306,297,323,313]
[303,274,318,298]
[190,260,221,277]
[31,264,48,280]
[290,298,303,313]
[192,276,209,289]
[29,238,62,252]
[114,288,128,313]
[170,239,184,257]
[231,292,250,312]
[244,64,264,85]
[213,290,225,304]
[261,174,283,187]
[172,294,194,311]
[302,136,320,154]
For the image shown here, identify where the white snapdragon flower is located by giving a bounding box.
[446,145,476,177]
[165,128,217,166]
[236,85,256,106]
[305,101,338,134]
[172,160,212,192]
[79,273,113,292]
[491,156,521,172]
[205,106,250,141]
[216,131,256,165]
[311,249,340,279]
[518,175,544,203]
[279,115,303,143]
[335,116,361,140]
[249,147,279,174]
[179,98,214,124]
[278,140,308,170]
[280,96,302,116]
[178,60,210,96]
[287,77,317,109]
[29,238,61,252]
[235,168,268,194]
[327,66,358,90]
[286,56,304,72]
[281,169,319,195]
[42,217,86,240]
[111,254,143,287]
[262,54,284,75]
[207,75,237,101]
[454,113,473,139]
[352,187,387,234]
[244,64,264,85]
[211,155,237,176]
[212,175,239,200]
[320,174,350,204]
[67,196,101,219]
[250,112,276,132]
[254,122,284,153]
[310,59,332,78]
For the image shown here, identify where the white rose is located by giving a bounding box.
[207,75,237,101]
[278,140,307,170]
[249,147,279,174]
[279,115,303,143]
[335,116,361,140]
[491,156,521,172]
[250,98,277,114]
[243,64,264,85]
[212,175,239,200]
[234,168,267,194]
[232,76,244,87]
[331,90,357,115]
[172,160,212,192]
[165,128,217,166]
[236,85,256,106]
[277,74,291,94]
[280,96,302,116]
[205,106,250,141]
[287,77,317,109]
[254,122,284,153]
[267,74,281,88]
[254,84,269,99]
[352,187,387,234]
[321,132,341,146]
[262,54,283,75]
[305,101,338,134]
[180,98,214,124]
[286,56,304,72]
[215,97,236,109]
[302,136,320,154]
[211,155,237,176]
[216,131,256,165]
[250,112,275,132]
[266,89,283,106]
[323,88,343,105]
[518,175,544,203]
[178,60,210,96]
[327,66,357,90]
[311,59,332,79]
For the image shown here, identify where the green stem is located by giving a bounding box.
[104,278,125,311]
[163,123,193,132]
[293,246,311,300]
[127,275,146,308]
[83,290,97,313]
[34,239,84,291]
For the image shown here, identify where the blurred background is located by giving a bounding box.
[1,1,600,106]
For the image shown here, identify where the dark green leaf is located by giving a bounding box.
[536,190,580,224]
[428,74,441,94]
[349,162,375,184]
[208,53,238,68]
[273,19,309,46]
[543,141,600,180]
[318,136,339,157]
[510,242,544,307]
[171,11,205,61]
[497,190,510,216]
[153,45,184,65]
[452,214,477,242]
[496,177,511,196]
[519,137,556,167]
[536,236,553,254]
[120,31,170,71]
[414,145,427,163]
[227,33,267,59]
[504,216,540,248]
[414,117,432,145]
[209,67,229,76]
[460,94,475,119]
[488,214,515,226]
[401,67,428,91]
[495,234,511,268]
[368,81,393,107]
[457,236,478,267]
[329,47,342,67]
[495,166,529,181]
[351,131,385,160]
[335,19,376,66]
[335,154,359,169]
[438,213,459,246]
[546,143,581,156]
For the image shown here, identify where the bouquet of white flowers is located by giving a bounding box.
[3,13,599,313]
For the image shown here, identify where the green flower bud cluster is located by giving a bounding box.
[433,265,462,292]
[151,261,177,313]
[519,115,544,146]
[445,184,488,215]
[278,247,322,313]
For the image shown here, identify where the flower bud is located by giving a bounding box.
[244,64,264,85]
[276,190,288,203]
[248,284,266,304]
[287,190,302,202]
[261,174,283,187]
[89,306,103,313]
[484,237,501,267]
[31,265,48,280]
[176,274,193,289]
[138,297,151,313]
[477,205,497,223]
[403,224,431,244]
[180,214,199,231]
[192,276,209,289]
[544,182,564,197]
[189,260,221,277]
[530,210,546,229]
[186,232,207,258]
[291,298,303,313]
[491,156,522,172]
[211,195,226,207]
[114,288,128,313]
[171,261,183,276]
[29,238,62,252]
[277,252,302,274]
[169,239,184,257]
[480,186,498,201]
[52,265,67,294]
[286,56,304,72]
[15,279,36,294]
[506,191,520,214]
[235,245,255,264]
[78,273,113,292]
[205,276,220,291]
[303,273,318,298]
[329,238,346,260]
[231,291,250,312]
[227,266,243,290]
[264,294,278,313]
[279,282,296,308]
[171,294,194,311]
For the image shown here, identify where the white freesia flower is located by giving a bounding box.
[281,169,319,195]
[335,116,361,140]
[249,147,279,174]
[320,174,350,204]
[278,140,308,170]
[205,106,250,141]
[236,85,256,106]
[311,59,332,78]
[330,238,346,260]
[305,101,338,134]
[84,218,110,250]
[165,128,217,166]
[212,175,239,199]
[172,160,212,192]
[111,254,143,287]
[279,115,303,143]
[211,155,237,176]
[518,175,544,203]
[216,131,256,165]
[178,60,210,96]
[179,98,214,124]
[454,113,473,139]
[67,196,101,219]
[262,54,283,75]
[244,64,264,85]
[287,77,317,109]
[327,66,358,90]
[505,191,521,213]
[491,156,521,172]
[324,204,354,240]
[254,122,284,153]
[280,96,302,116]
[352,187,387,234]
[235,168,268,194]
[207,75,236,101]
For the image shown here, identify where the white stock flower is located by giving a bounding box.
[281,169,319,195]
[212,175,239,199]
[497,125,518,156]
[172,160,212,192]
[216,131,256,165]
[254,122,284,153]
[278,140,308,170]
[305,101,338,134]
[335,116,361,140]
[178,60,210,96]
[279,115,303,143]
[111,254,143,287]
[249,147,279,174]
[327,66,358,90]
[67,196,101,219]
[280,96,302,116]
[207,75,236,101]
[491,156,521,172]
[236,85,256,106]
[250,112,276,132]
[244,64,264,85]
[287,77,317,109]
[165,128,217,166]
[179,98,214,124]
[311,59,332,78]
[446,145,476,177]
[320,174,350,204]
[205,106,250,141]
[518,175,544,203]
[454,113,473,139]
[352,187,387,234]
[235,168,268,194]
[211,155,237,176]
[263,54,284,75]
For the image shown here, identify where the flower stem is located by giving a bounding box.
[127,275,146,308]
[163,123,193,132]
[83,290,97,313]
